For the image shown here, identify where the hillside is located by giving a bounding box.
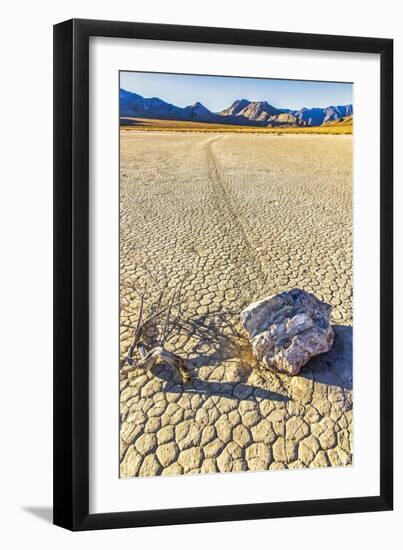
[323,116,353,126]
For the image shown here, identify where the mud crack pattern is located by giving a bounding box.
[119,132,353,477]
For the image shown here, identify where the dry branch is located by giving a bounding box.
[120,268,191,385]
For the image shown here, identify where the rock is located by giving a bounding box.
[240,288,334,375]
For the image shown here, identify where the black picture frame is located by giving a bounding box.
[53,18,393,531]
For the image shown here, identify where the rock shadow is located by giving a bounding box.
[300,325,352,390]
[155,369,289,403]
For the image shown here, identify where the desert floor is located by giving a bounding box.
[119,132,353,477]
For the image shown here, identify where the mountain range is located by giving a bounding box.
[120,88,353,128]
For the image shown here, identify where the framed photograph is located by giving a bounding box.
[53,19,393,530]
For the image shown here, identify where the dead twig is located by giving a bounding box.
[120,347,191,385]
[120,267,191,384]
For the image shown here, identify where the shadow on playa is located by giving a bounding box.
[299,325,352,391]
[160,376,289,403]
[150,320,352,401]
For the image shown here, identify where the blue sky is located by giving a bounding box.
[120,71,352,112]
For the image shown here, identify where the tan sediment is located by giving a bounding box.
[119,132,353,477]
[120,117,353,134]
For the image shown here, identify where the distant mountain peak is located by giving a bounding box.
[183,101,214,120]
[236,100,282,121]
[219,98,250,116]
[186,101,209,111]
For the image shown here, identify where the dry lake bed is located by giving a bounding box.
[119,132,353,477]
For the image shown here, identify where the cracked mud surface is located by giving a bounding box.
[119,132,353,477]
